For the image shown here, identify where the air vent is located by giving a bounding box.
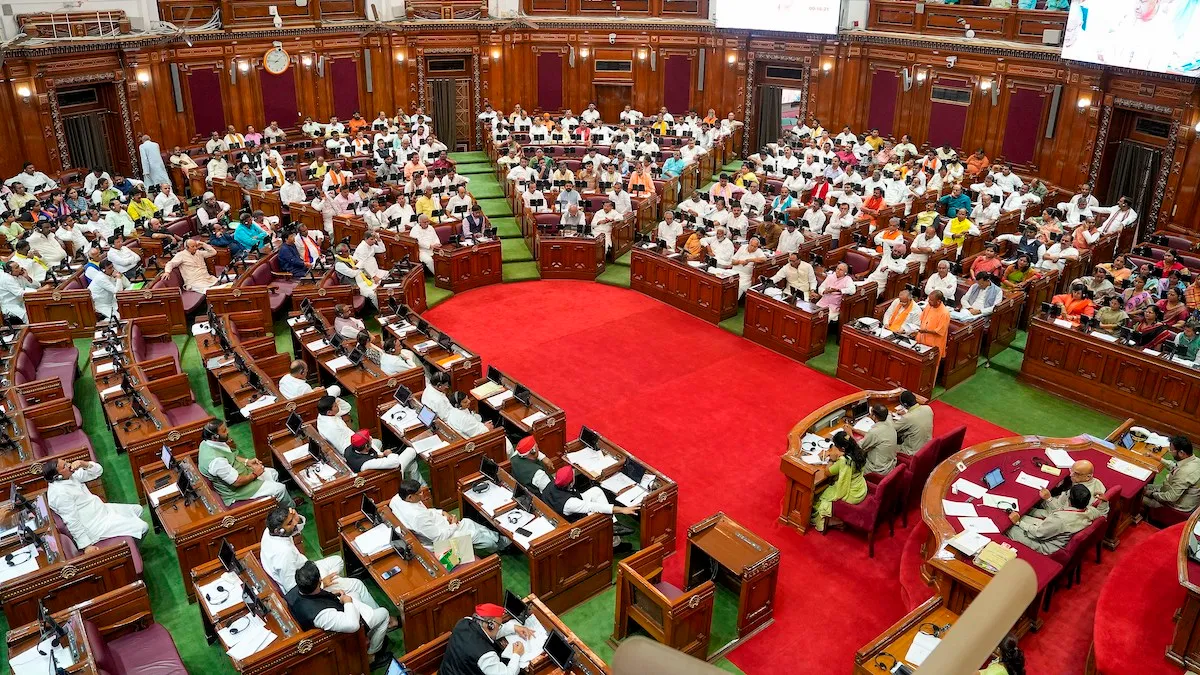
[765,65,805,80]
[57,87,98,107]
[595,60,632,73]
[1134,116,1170,139]
[428,59,465,72]
[931,86,971,106]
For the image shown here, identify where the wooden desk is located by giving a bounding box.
[337,504,504,649]
[432,239,503,292]
[1022,315,1200,440]
[922,435,1158,636]
[0,391,100,498]
[684,512,778,660]
[399,594,612,675]
[267,422,403,553]
[1169,507,1200,669]
[458,467,614,614]
[191,544,368,675]
[779,389,915,534]
[537,232,607,280]
[140,457,274,602]
[5,602,97,674]
[742,286,829,362]
[470,371,567,460]
[940,317,985,391]
[382,310,483,397]
[854,595,962,675]
[630,247,739,325]
[836,323,940,399]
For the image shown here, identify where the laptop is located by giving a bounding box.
[850,400,870,420]
[621,458,647,484]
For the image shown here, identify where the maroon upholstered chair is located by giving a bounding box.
[15,332,78,399]
[129,323,181,369]
[899,436,943,513]
[84,618,187,675]
[935,425,968,465]
[52,512,144,576]
[831,465,908,557]
[1145,502,1193,528]
[150,266,205,314]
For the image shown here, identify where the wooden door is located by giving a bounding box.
[594,84,631,124]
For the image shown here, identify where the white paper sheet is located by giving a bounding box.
[958,517,1001,534]
[353,523,395,557]
[465,481,515,516]
[191,322,213,336]
[511,516,555,548]
[198,572,244,614]
[947,530,991,556]
[500,616,548,667]
[1108,457,1153,481]
[905,632,942,667]
[852,417,876,433]
[1044,449,1075,469]
[0,544,40,582]
[941,500,978,518]
[486,390,515,407]
[413,340,438,353]
[566,448,620,476]
[496,508,537,534]
[304,339,329,351]
[239,395,277,418]
[412,436,449,458]
[148,483,180,507]
[100,384,123,399]
[94,362,115,374]
[600,472,637,493]
[325,356,352,371]
[282,444,310,466]
[1053,318,1075,329]
[384,406,423,434]
[951,478,988,499]
[981,493,1019,511]
[10,637,75,675]
[299,463,338,487]
[1015,472,1050,491]
[616,485,647,507]
[521,411,547,427]
[226,622,277,661]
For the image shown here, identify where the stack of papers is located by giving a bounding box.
[100,384,123,400]
[465,481,515,516]
[413,340,438,353]
[1015,472,1050,491]
[941,500,978,518]
[904,632,941,667]
[852,417,876,433]
[600,472,637,493]
[282,444,311,466]
[326,356,353,371]
[304,339,329,351]
[959,517,1001,534]
[198,572,244,613]
[981,494,1019,511]
[1044,449,1075,469]
[565,448,620,476]
[500,616,549,666]
[384,406,423,433]
[412,436,449,458]
[487,390,514,407]
[616,485,647,507]
[471,380,506,399]
[947,530,991,556]
[219,614,267,649]
[353,523,395,557]
[1108,457,1153,481]
[436,354,464,367]
[975,541,1018,574]
[225,619,278,661]
[521,411,547,427]
[91,345,122,359]
[95,362,116,374]
[299,463,338,487]
[239,396,277,418]
[10,637,75,675]
[0,544,39,582]
[497,508,536,533]
[148,483,180,507]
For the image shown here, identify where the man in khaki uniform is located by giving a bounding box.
[893,390,933,456]
[1029,460,1108,518]
[1006,484,1096,555]
[860,404,898,476]
[1145,436,1200,515]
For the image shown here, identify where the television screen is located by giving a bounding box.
[1063,0,1200,77]
[714,0,841,34]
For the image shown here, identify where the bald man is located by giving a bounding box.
[1028,459,1108,518]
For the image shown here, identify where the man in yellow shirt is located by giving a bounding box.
[942,208,976,249]
[125,189,159,221]
[864,128,884,151]
[733,165,759,188]
[415,187,439,220]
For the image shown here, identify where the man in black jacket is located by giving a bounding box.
[440,603,536,675]
[284,561,396,669]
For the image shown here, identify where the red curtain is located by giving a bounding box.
[330,59,361,121]
[537,52,563,112]
[1002,88,1046,166]
[187,69,226,137]
[663,55,691,114]
[867,70,898,137]
[260,70,299,129]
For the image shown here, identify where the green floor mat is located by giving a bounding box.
[476,197,513,218]
[501,236,535,263]
[425,279,454,308]
[718,306,746,336]
[611,251,632,267]
[491,216,522,239]
[596,263,631,288]
[458,163,496,176]
[469,182,506,200]
[450,151,490,163]
[502,261,542,282]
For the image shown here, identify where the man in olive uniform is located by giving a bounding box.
[1145,436,1200,518]
[1028,460,1108,519]
[893,390,934,456]
[197,420,292,506]
[1006,484,1096,555]
[860,404,899,476]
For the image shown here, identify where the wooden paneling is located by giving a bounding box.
[523,0,707,18]
[867,0,1067,45]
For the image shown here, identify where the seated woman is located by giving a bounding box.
[1174,320,1200,360]
[1049,283,1096,324]
[1158,287,1190,329]
[1131,304,1170,349]
[1122,275,1153,320]
[1001,254,1041,292]
[979,636,1026,675]
[1027,207,1062,244]
[812,430,868,533]
[1095,295,1128,336]
[1099,253,1132,285]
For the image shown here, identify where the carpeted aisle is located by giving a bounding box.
[425,280,1019,673]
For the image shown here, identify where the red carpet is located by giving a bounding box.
[423,281,1101,673]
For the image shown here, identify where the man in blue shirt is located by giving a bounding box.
[662,150,686,178]
[232,214,269,253]
[277,231,310,277]
[938,185,972,216]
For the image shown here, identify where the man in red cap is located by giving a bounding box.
[440,602,537,675]
[509,435,552,491]
[343,429,420,481]
[540,465,639,552]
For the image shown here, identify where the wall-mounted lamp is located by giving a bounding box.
[915,68,927,83]
[136,71,150,85]
[638,49,648,60]
[16,85,31,102]
[491,48,501,60]
[238,60,250,73]
[396,51,406,63]
[821,60,833,73]
[980,78,992,91]
[302,55,313,67]
[579,47,590,59]
[1194,120,1200,134]
[727,52,736,64]
[1077,96,1091,111]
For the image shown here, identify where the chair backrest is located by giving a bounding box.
[936,425,968,464]
[908,437,942,499]
[22,332,43,366]
[844,250,874,276]
[876,466,908,521]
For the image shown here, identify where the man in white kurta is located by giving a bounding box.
[260,505,372,598]
[46,459,148,549]
[138,136,170,187]
[866,241,909,298]
[731,237,769,297]
[701,227,736,266]
[411,215,442,273]
[162,239,219,292]
[0,261,38,321]
[90,261,131,320]
[590,202,622,251]
[390,480,505,553]
[353,233,386,279]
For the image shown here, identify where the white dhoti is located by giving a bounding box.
[252,468,293,506]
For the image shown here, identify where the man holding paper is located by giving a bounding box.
[1028,460,1108,518]
[441,603,537,675]
[389,480,508,554]
[1005,484,1096,555]
[860,405,899,476]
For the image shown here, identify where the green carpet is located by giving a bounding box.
[501,237,534,263]
[718,307,746,336]
[450,151,490,163]
[425,279,454,308]
[596,263,631,288]
[458,163,496,176]
[476,198,513,219]
[502,261,542,282]
[467,181,506,200]
[492,216,522,240]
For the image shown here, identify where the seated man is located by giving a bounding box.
[860,404,898,476]
[343,429,417,480]
[261,505,357,594]
[198,420,293,506]
[285,561,396,670]
[1144,436,1200,517]
[389,479,508,553]
[162,238,219,293]
[1005,484,1096,555]
[45,459,148,551]
[893,390,933,456]
[442,604,537,675]
[881,288,921,336]
[540,465,637,551]
[950,272,1003,321]
[278,360,343,400]
[1029,460,1108,518]
[509,436,552,489]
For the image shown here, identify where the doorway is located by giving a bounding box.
[424,55,474,151]
[1094,108,1168,241]
[57,84,129,174]
[593,84,631,124]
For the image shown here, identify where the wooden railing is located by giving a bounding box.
[867,0,1068,45]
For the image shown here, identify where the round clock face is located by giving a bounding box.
[264,48,290,75]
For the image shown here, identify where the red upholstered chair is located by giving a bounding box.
[935,425,968,465]
[84,618,187,675]
[842,249,875,279]
[831,466,908,557]
[901,436,943,509]
[1148,232,1196,252]
[150,265,206,315]
[1145,502,1194,528]
[1050,489,1117,590]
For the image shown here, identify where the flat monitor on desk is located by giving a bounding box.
[850,400,870,420]
[286,412,304,437]
[544,630,576,671]
[621,458,647,484]
[486,365,502,383]
[480,456,500,484]
[512,483,534,513]
[393,384,413,406]
[390,526,413,561]
[504,590,529,622]
[1119,432,1136,451]
[513,385,531,407]
[361,495,381,527]
[218,538,244,575]
[307,439,325,464]
[160,445,174,471]
[437,334,454,352]
[579,426,599,449]
[417,405,437,429]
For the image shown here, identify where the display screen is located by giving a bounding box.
[714,0,841,34]
[1063,0,1200,77]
